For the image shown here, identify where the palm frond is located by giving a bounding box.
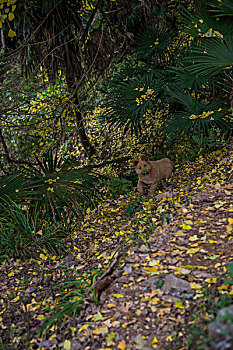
[163,89,232,139]
[180,3,233,38]
[182,38,233,76]
[134,26,171,62]
[213,0,233,16]
[24,150,101,223]
[169,44,225,93]
[102,73,164,134]
[0,172,28,206]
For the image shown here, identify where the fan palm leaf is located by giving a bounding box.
[0,172,28,206]
[135,26,171,62]
[182,38,233,76]
[163,87,232,139]
[25,150,101,223]
[180,3,233,39]
[213,0,233,16]
[170,42,225,93]
[103,73,165,134]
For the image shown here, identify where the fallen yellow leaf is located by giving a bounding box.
[39,253,47,260]
[175,301,185,309]
[107,303,116,308]
[180,224,192,230]
[189,235,198,241]
[190,282,202,290]
[113,294,124,299]
[152,336,158,344]
[186,248,200,254]
[208,240,217,244]
[149,297,160,305]
[63,339,71,350]
[117,340,126,350]
[11,296,20,303]
[78,324,89,332]
[93,311,104,321]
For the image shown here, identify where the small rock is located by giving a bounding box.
[161,273,191,293]
[138,244,150,253]
[142,276,161,289]
[162,295,181,302]
[208,305,233,338]
[25,287,37,294]
[207,305,233,349]
[156,192,176,200]
[123,264,133,273]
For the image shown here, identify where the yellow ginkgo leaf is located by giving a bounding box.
[190,282,202,290]
[117,340,126,350]
[37,315,45,320]
[8,12,14,21]
[189,235,198,241]
[166,335,176,341]
[39,253,47,260]
[152,336,158,344]
[78,324,89,332]
[180,224,192,230]
[113,293,124,299]
[208,240,217,244]
[8,28,16,37]
[93,311,104,321]
[63,339,71,350]
[11,296,20,303]
[186,248,200,254]
[175,301,185,309]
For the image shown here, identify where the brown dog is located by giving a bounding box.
[133,155,173,196]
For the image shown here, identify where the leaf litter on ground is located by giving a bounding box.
[1,145,233,349]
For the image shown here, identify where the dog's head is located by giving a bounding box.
[133,155,151,176]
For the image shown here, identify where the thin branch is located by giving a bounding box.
[0,127,34,166]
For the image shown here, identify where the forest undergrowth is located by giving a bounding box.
[1,141,233,350]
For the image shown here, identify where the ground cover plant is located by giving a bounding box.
[1,0,233,349]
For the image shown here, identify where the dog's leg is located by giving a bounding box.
[148,182,158,196]
[137,179,144,194]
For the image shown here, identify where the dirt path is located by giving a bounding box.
[1,147,233,350]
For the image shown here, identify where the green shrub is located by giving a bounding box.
[24,149,101,225]
[102,176,133,197]
[0,200,66,260]
[40,266,103,333]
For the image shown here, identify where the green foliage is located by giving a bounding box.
[182,38,233,77]
[126,199,143,217]
[103,73,161,134]
[192,127,227,151]
[135,26,171,62]
[0,200,66,260]
[213,0,233,16]
[102,176,133,197]
[25,149,101,224]
[188,266,233,349]
[40,266,103,334]
[227,262,233,276]
[163,87,232,140]
[180,3,233,39]
[102,1,233,148]
[0,172,27,205]
[141,166,148,174]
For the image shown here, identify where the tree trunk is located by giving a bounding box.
[66,73,96,157]
[74,110,96,157]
